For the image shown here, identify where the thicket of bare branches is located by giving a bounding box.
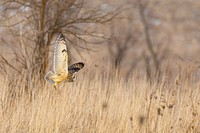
[0,0,123,82]
[1,0,200,83]
[106,1,162,79]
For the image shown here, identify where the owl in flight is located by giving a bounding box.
[44,33,84,88]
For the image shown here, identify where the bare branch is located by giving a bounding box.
[138,2,160,74]
[0,55,21,74]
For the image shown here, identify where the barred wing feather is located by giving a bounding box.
[68,62,84,74]
[53,34,68,74]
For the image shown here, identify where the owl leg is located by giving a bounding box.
[54,83,61,95]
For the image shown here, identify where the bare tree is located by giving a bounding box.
[108,18,136,73]
[138,1,161,79]
[0,0,121,81]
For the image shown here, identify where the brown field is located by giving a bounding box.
[1,0,200,132]
[0,68,199,133]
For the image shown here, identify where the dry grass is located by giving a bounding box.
[0,69,199,133]
[1,0,200,132]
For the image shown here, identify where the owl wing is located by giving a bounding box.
[53,33,68,75]
[68,62,84,74]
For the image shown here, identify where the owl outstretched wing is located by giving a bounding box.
[68,62,84,74]
[53,33,68,75]
[66,62,84,82]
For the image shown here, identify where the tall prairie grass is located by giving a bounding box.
[0,68,199,133]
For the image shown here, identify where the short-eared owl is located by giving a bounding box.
[44,33,84,87]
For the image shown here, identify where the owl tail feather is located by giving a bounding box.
[44,71,55,84]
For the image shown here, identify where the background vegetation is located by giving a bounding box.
[0,0,200,132]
